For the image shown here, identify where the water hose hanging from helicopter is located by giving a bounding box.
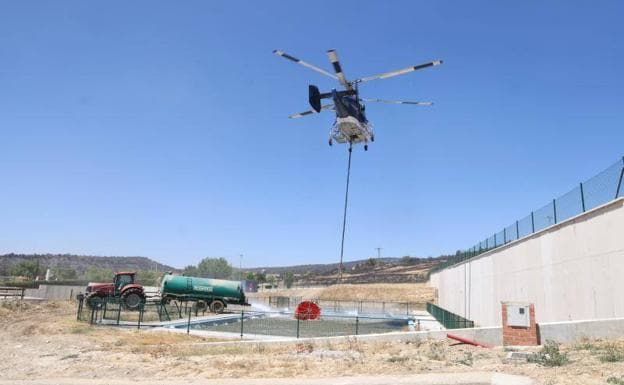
[273,49,442,281]
[338,142,353,282]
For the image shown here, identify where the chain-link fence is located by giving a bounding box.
[431,157,624,275]
[76,297,422,338]
[250,296,426,316]
[76,296,229,328]
[187,310,417,338]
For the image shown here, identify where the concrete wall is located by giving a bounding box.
[430,198,624,327]
[24,285,84,300]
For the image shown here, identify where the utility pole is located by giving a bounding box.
[375,247,382,259]
[239,254,243,281]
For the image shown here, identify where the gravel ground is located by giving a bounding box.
[2,300,624,385]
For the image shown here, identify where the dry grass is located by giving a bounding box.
[3,300,624,384]
[248,283,436,303]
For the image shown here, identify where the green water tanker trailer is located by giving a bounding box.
[160,273,249,313]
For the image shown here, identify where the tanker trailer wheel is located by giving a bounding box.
[209,300,225,314]
[195,300,208,313]
[122,288,145,310]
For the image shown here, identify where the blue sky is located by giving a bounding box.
[1,1,623,269]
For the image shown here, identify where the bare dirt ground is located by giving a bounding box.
[248,283,436,303]
[2,300,624,384]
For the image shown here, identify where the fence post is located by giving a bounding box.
[103,301,108,320]
[616,159,624,199]
[116,301,122,325]
[137,305,143,330]
[494,233,497,247]
[186,306,192,335]
[531,211,535,232]
[580,182,586,212]
[355,316,359,336]
[553,199,558,224]
[516,220,520,239]
[503,228,507,244]
[240,310,244,339]
[296,318,300,339]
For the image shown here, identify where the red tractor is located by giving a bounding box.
[84,272,146,310]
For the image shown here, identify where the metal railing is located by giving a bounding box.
[77,297,424,338]
[426,302,474,329]
[192,310,418,338]
[251,296,426,315]
[431,157,624,274]
[0,286,25,299]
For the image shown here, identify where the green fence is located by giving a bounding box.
[426,302,474,329]
[431,157,624,275]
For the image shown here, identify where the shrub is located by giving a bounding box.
[607,376,624,385]
[528,340,569,367]
[599,344,624,363]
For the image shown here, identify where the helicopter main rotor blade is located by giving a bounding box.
[289,104,334,119]
[326,49,350,89]
[355,60,443,83]
[273,50,338,80]
[361,98,433,106]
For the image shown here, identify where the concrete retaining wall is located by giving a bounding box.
[539,317,624,344]
[430,198,624,327]
[24,285,84,300]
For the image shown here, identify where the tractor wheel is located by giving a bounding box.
[209,300,225,314]
[121,288,145,310]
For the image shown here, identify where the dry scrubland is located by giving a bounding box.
[2,301,624,384]
[247,283,437,303]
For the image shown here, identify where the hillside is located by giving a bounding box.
[249,256,445,285]
[0,253,176,277]
[248,283,436,303]
[247,257,439,275]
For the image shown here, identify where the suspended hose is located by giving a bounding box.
[338,142,353,283]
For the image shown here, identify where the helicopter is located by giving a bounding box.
[273,49,442,150]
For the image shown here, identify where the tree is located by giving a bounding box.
[197,257,233,279]
[255,272,266,284]
[85,267,114,282]
[52,267,78,280]
[137,270,159,286]
[245,272,255,281]
[182,265,199,276]
[284,272,295,289]
[10,261,41,279]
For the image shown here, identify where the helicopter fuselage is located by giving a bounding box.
[330,89,373,145]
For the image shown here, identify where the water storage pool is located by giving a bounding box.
[183,312,411,338]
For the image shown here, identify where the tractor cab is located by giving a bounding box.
[113,272,136,295]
